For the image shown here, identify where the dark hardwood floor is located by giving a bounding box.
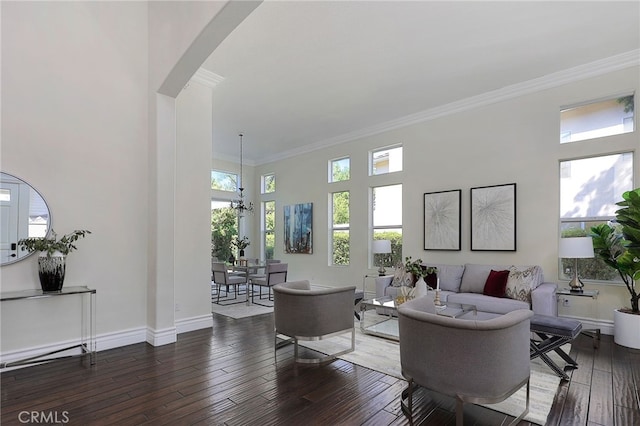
[1,312,639,425]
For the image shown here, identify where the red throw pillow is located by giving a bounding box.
[483,269,510,297]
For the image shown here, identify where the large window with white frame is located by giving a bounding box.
[371,146,403,175]
[211,199,238,263]
[372,184,402,268]
[263,200,275,260]
[560,94,634,143]
[559,152,634,281]
[331,191,350,265]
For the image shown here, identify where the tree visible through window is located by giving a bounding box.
[263,201,275,259]
[331,191,349,265]
[330,158,350,182]
[211,170,238,192]
[559,152,633,281]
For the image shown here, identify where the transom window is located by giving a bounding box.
[371,146,403,175]
[262,173,275,194]
[329,158,350,183]
[211,170,238,192]
[560,94,634,143]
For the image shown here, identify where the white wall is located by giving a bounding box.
[175,82,214,328]
[254,66,639,327]
[0,1,238,359]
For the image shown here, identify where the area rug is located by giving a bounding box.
[211,303,273,319]
[299,316,566,425]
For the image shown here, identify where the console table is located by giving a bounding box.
[0,286,96,368]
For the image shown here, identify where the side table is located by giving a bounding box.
[556,288,600,348]
[1,286,97,368]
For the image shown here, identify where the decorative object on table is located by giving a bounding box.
[232,236,250,258]
[423,189,461,251]
[470,183,516,251]
[404,256,425,285]
[18,229,91,292]
[372,239,391,276]
[395,285,415,305]
[434,277,445,307]
[229,133,254,217]
[558,237,594,292]
[284,202,313,254]
[591,187,640,349]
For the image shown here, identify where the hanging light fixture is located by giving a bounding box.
[230,133,254,217]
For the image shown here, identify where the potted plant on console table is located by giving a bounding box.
[18,229,91,293]
[591,187,640,349]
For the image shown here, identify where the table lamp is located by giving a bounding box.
[372,239,392,276]
[559,237,594,292]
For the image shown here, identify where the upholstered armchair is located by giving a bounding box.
[398,297,533,426]
[273,280,356,364]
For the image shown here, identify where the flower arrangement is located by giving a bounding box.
[231,236,250,251]
[18,229,91,257]
[404,256,437,280]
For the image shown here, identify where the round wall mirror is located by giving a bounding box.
[0,172,52,265]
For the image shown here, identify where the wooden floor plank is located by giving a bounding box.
[0,314,634,426]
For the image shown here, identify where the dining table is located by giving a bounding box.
[229,262,266,305]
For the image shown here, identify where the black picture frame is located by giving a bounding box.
[470,183,516,251]
[423,189,462,251]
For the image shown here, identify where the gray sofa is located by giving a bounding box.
[376,263,557,316]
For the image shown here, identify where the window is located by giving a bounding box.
[559,152,634,281]
[211,170,238,192]
[560,94,634,143]
[372,184,402,268]
[263,201,275,260]
[371,146,403,175]
[211,200,238,262]
[329,158,350,182]
[331,191,350,265]
[262,173,275,194]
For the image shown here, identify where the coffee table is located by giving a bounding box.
[359,295,477,341]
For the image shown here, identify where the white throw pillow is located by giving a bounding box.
[505,265,540,302]
[391,262,406,287]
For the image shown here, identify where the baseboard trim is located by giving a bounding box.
[559,314,614,336]
[176,314,213,334]
[146,326,177,347]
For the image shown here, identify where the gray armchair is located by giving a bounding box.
[273,280,356,364]
[398,297,533,426]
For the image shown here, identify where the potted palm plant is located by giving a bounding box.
[591,187,640,349]
[18,229,91,292]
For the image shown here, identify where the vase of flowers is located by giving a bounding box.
[232,236,250,258]
[18,229,91,292]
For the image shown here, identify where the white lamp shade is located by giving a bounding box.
[372,239,391,254]
[559,237,594,258]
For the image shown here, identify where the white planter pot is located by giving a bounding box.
[614,309,640,349]
[414,277,428,298]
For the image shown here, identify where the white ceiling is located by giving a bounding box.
[201,1,640,165]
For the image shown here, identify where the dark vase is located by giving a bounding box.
[239,249,245,258]
[228,254,235,264]
[38,253,66,292]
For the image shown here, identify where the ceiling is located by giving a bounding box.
[201,1,640,165]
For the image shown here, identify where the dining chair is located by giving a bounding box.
[250,262,288,306]
[212,261,247,304]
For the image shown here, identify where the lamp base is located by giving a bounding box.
[377,266,387,276]
[568,276,584,292]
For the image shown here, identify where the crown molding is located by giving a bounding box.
[258,49,640,165]
[191,68,225,89]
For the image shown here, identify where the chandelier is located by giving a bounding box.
[230,133,254,217]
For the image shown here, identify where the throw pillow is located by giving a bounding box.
[424,271,438,289]
[483,269,510,297]
[391,262,406,287]
[505,265,539,302]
